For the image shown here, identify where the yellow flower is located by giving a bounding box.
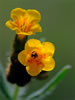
[18,39,55,76]
[5,8,42,36]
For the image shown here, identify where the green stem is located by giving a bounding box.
[13,85,19,100]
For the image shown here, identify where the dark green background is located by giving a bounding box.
[0,0,75,100]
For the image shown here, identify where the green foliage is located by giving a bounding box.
[0,64,71,100]
[26,65,72,100]
[0,64,12,100]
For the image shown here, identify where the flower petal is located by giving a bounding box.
[5,20,17,30]
[11,8,26,20]
[18,50,26,66]
[30,24,42,32]
[42,57,55,71]
[25,39,42,51]
[26,66,42,76]
[42,42,55,56]
[17,31,35,35]
[27,9,41,23]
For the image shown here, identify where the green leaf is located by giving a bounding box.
[26,65,72,100]
[0,64,12,100]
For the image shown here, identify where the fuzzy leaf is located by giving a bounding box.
[26,65,72,100]
[0,64,12,100]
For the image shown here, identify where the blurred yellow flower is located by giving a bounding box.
[5,8,42,36]
[18,39,55,76]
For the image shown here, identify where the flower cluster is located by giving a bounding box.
[6,8,55,78]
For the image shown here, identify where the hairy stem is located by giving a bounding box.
[13,85,19,100]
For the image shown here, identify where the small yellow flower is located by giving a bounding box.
[5,8,42,36]
[18,39,55,76]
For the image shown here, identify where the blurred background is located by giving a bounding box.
[0,0,75,100]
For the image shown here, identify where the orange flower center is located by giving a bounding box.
[27,50,46,67]
[15,17,33,33]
